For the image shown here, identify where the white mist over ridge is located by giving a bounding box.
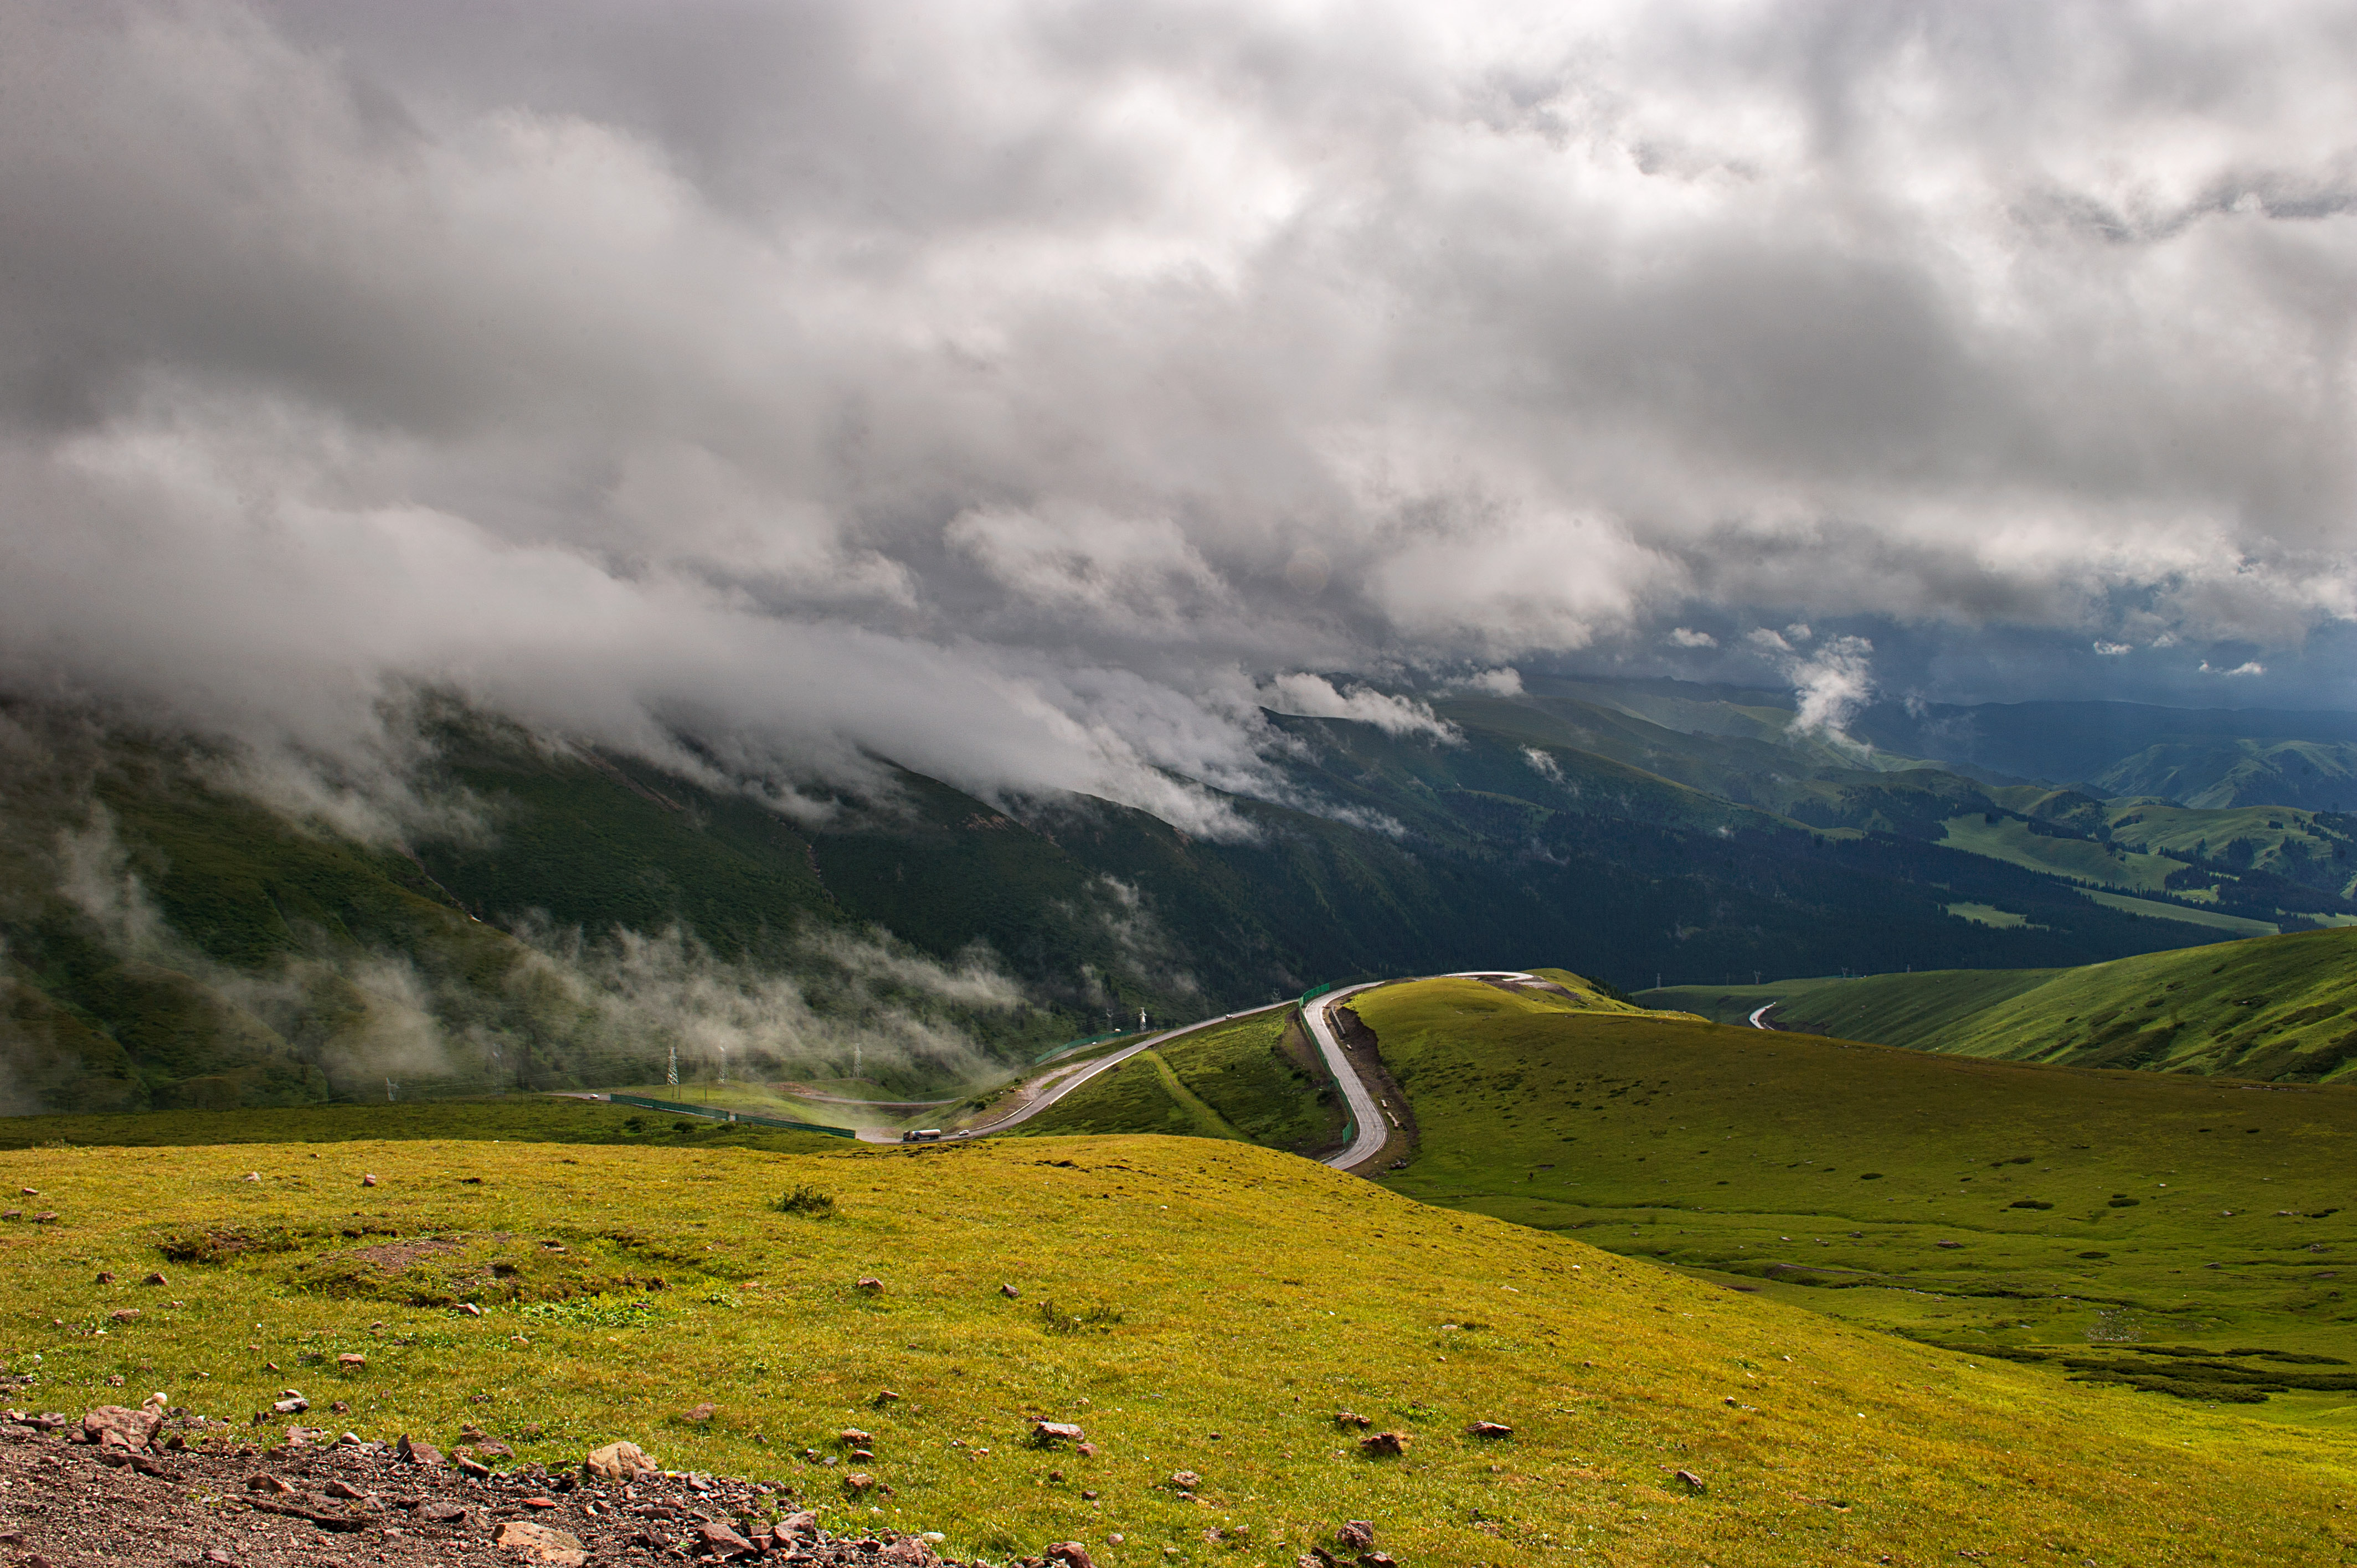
[1,1,2354,832]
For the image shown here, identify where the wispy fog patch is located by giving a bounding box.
[1523,746,1564,783]
[522,920,1017,1087]
[53,807,174,960]
[1262,675,1460,743]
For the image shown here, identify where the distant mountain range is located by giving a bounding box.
[6,676,2356,1111]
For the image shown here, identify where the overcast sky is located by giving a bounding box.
[3,1,2354,825]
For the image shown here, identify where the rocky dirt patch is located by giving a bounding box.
[0,1411,969,1567]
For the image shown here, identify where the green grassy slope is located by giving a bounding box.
[1642,925,2357,1081]
[1356,977,2357,1408]
[1013,1012,1344,1153]
[7,1131,2354,1565]
[1645,968,2062,1039]
[1934,813,2184,895]
[2100,798,2357,894]
[2092,739,2357,812]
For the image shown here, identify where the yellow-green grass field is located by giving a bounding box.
[1640,924,2357,1080]
[1356,977,2357,1407]
[4,1132,2355,1566]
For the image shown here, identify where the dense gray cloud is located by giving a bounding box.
[2,0,2355,826]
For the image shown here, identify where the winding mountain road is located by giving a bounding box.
[1296,982,1389,1168]
[952,969,1546,1168]
[945,1001,1296,1141]
[1748,1003,1776,1029]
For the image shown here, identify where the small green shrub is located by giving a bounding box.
[775,1184,836,1217]
[516,1293,657,1328]
[1036,1299,1124,1334]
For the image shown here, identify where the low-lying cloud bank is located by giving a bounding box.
[3,0,2355,829]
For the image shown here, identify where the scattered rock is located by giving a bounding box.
[778,1511,819,1537]
[1075,1441,1098,1457]
[271,1395,308,1416]
[243,1173,260,1183]
[108,1309,140,1324]
[397,1434,445,1468]
[522,1495,557,1510]
[1337,1521,1375,1551]
[843,1472,876,1493]
[418,1501,469,1523]
[18,1189,33,1197]
[32,1212,57,1224]
[584,1441,656,1481]
[336,1353,366,1370]
[322,1479,365,1500]
[247,1474,296,1495]
[685,1403,719,1423]
[1935,1240,1964,1250]
[456,1453,492,1478]
[695,1521,755,1559]
[495,1519,589,1567]
[1358,1432,1409,1458]
[361,1175,378,1188]
[1360,1554,1399,1567]
[476,1440,514,1460]
[873,1389,901,1406]
[1032,1421,1085,1446]
[80,1404,160,1453]
[856,1277,884,1293]
[457,1303,483,1317]
[1169,1470,1200,1489]
[1465,1421,1513,1440]
[95,1271,115,1285]
[999,1283,1020,1298]
[1334,1411,1372,1429]
[838,1428,872,1446]
[1674,1468,1706,1491]
[142,1272,166,1287]
[1044,1545,1095,1568]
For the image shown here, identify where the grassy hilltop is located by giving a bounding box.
[1647,923,2357,1081]
[6,1129,2356,1566]
[1351,976,2357,1401]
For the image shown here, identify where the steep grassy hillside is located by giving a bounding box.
[16,689,2356,1120]
[2093,739,2357,812]
[1643,925,2357,1082]
[7,1130,2353,1565]
[1646,968,2061,1038]
[1354,977,2357,1406]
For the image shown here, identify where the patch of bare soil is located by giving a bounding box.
[0,1414,976,1568]
[337,1240,467,1274]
